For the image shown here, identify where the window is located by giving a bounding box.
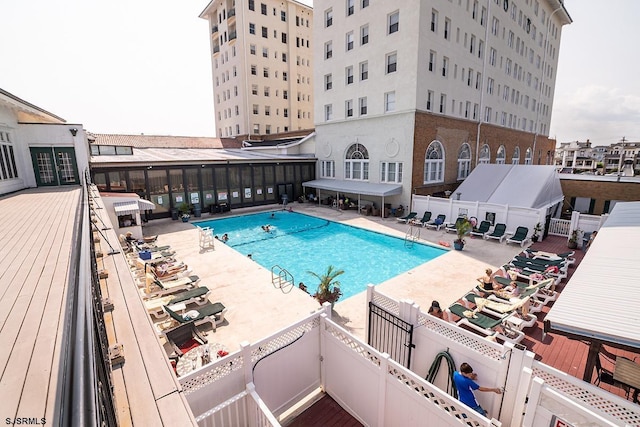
[512,146,520,164]
[359,97,367,115]
[431,9,438,33]
[429,51,436,72]
[281,33,287,43]
[386,52,397,73]
[360,25,369,45]
[360,61,368,80]
[496,145,506,164]
[264,86,270,96]
[424,141,444,183]
[283,90,288,99]
[281,11,286,21]
[251,84,258,95]
[362,0,369,7]
[249,23,255,34]
[284,108,288,117]
[251,65,257,75]
[325,41,333,59]
[457,143,471,179]
[345,143,369,180]
[282,53,287,62]
[324,104,333,121]
[325,9,333,27]
[470,35,475,54]
[347,0,354,16]
[345,99,353,117]
[426,90,433,111]
[263,67,269,77]
[479,144,491,164]
[484,107,492,123]
[489,48,496,66]
[346,32,354,51]
[283,72,288,81]
[487,78,494,94]
[442,56,448,77]
[346,66,354,84]
[491,17,499,36]
[524,147,533,165]
[249,0,255,11]
[439,94,446,114]
[444,18,451,40]
[381,162,403,183]
[324,73,333,90]
[388,11,399,34]
[253,104,259,114]
[262,47,268,58]
[250,44,256,55]
[321,160,335,178]
[385,91,396,112]
[261,3,267,14]
[265,105,271,116]
[261,26,268,38]
[464,101,471,118]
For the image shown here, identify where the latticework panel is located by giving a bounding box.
[181,355,244,394]
[419,313,503,361]
[251,317,320,362]
[532,365,640,426]
[388,366,484,426]
[324,322,381,367]
[372,292,399,316]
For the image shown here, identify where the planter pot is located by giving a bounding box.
[531,235,539,243]
[567,240,578,249]
[181,217,190,223]
[453,241,464,251]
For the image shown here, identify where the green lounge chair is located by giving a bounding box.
[397,211,417,223]
[447,303,525,343]
[445,217,466,234]
[485,223,507,243]
[416,211,432,226]
[470,220,491,238]
[144,286,211,319]
[163,301,227,332]
[425,214,446,230]
[506,226,530,247]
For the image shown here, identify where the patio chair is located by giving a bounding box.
[594,356,631,398]
[162,302,228,332]
[522,249,576,265]
[446,303,524,343]
[462,293,537,329]
[485,223,507,243]
[144,286,211,320]
[424,214,446,231]
[445,217,466,234]
[165,321,208,358]
[506,226,530,247]
[141,274,201,299]
[416,211,432,226]
[396,211,417,223]
[470,220,491,238]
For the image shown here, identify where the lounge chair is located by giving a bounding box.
[470,220,491,238]
[416,211,432,226]
[424,214,446,231]
[144,286,211,319]
[161,302,228,332]
[485,223,507,243]
[397,212,417,223]
[165,322,208,358]
[446,303,524,343]
[523,249,576,265]
[506,226,530,247]
[462,293,537,329]
[445,217,466,234]
[140,274,201,299]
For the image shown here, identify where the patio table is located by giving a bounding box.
[176,342,228,377]
[613,357,640,403]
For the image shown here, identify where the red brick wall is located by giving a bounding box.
[560,178,640,214]
[412,111,555,196]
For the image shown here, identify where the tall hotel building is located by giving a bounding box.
[313,0,571,207]
[200,0,314,138]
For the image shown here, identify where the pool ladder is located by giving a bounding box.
[271,265,294,293]
[404,224,420,248]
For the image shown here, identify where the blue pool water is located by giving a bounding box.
[194,211,446,299]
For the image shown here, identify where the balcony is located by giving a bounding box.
[229,30,237,42]
[213,45,220,55]
[211,25,218,34]
[227,7,236,22]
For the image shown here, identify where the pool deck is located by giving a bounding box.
[143,203,525,348]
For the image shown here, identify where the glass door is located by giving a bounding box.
[29,147,79,186]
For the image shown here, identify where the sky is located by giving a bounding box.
[1,0,639,146]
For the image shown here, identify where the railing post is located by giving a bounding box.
[377,353,390,426]
[241,341,253,386]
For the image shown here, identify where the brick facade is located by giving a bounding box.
[560,178,640,215]
[412,111,556,196]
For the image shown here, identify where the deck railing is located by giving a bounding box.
[548,218,571,236]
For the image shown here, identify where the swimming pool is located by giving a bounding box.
[195,211,446,299]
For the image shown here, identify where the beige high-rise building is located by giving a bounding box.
[200,0,314,138]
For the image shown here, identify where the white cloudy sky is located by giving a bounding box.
[1,0,638,146]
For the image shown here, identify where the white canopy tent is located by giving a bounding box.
[302,179,402,218]
[454,164,564,209]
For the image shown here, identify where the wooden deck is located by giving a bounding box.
[286,394,363,427]
[0,188,195,425]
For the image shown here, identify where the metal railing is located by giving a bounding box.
[55,169,117,426]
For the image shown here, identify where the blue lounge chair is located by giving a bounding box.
[506,226,529,247]
[485,223,507,243]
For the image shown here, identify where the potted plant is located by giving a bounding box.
[453,218,472,250]
[568,228,580,249]
[178,202,191,222]
[531,222,542,243]
[308,265,344,308]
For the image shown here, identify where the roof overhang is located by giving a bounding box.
[114,200,140,216]
[302,179,402,197]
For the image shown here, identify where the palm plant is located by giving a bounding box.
[308,265,344,306]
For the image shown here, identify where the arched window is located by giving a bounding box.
[496,145,506,164]
[479,144,491,164]
[512,146,520,164]
[344,143,369,180]
[457,143,471,180]
[424,140,444,183]
[524,147,533,165]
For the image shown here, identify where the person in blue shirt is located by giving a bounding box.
[453,363,502,417]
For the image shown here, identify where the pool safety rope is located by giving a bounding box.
[425,350,458,399]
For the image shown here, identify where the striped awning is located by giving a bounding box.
[138,199,155,210]
[114,200,140,216]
